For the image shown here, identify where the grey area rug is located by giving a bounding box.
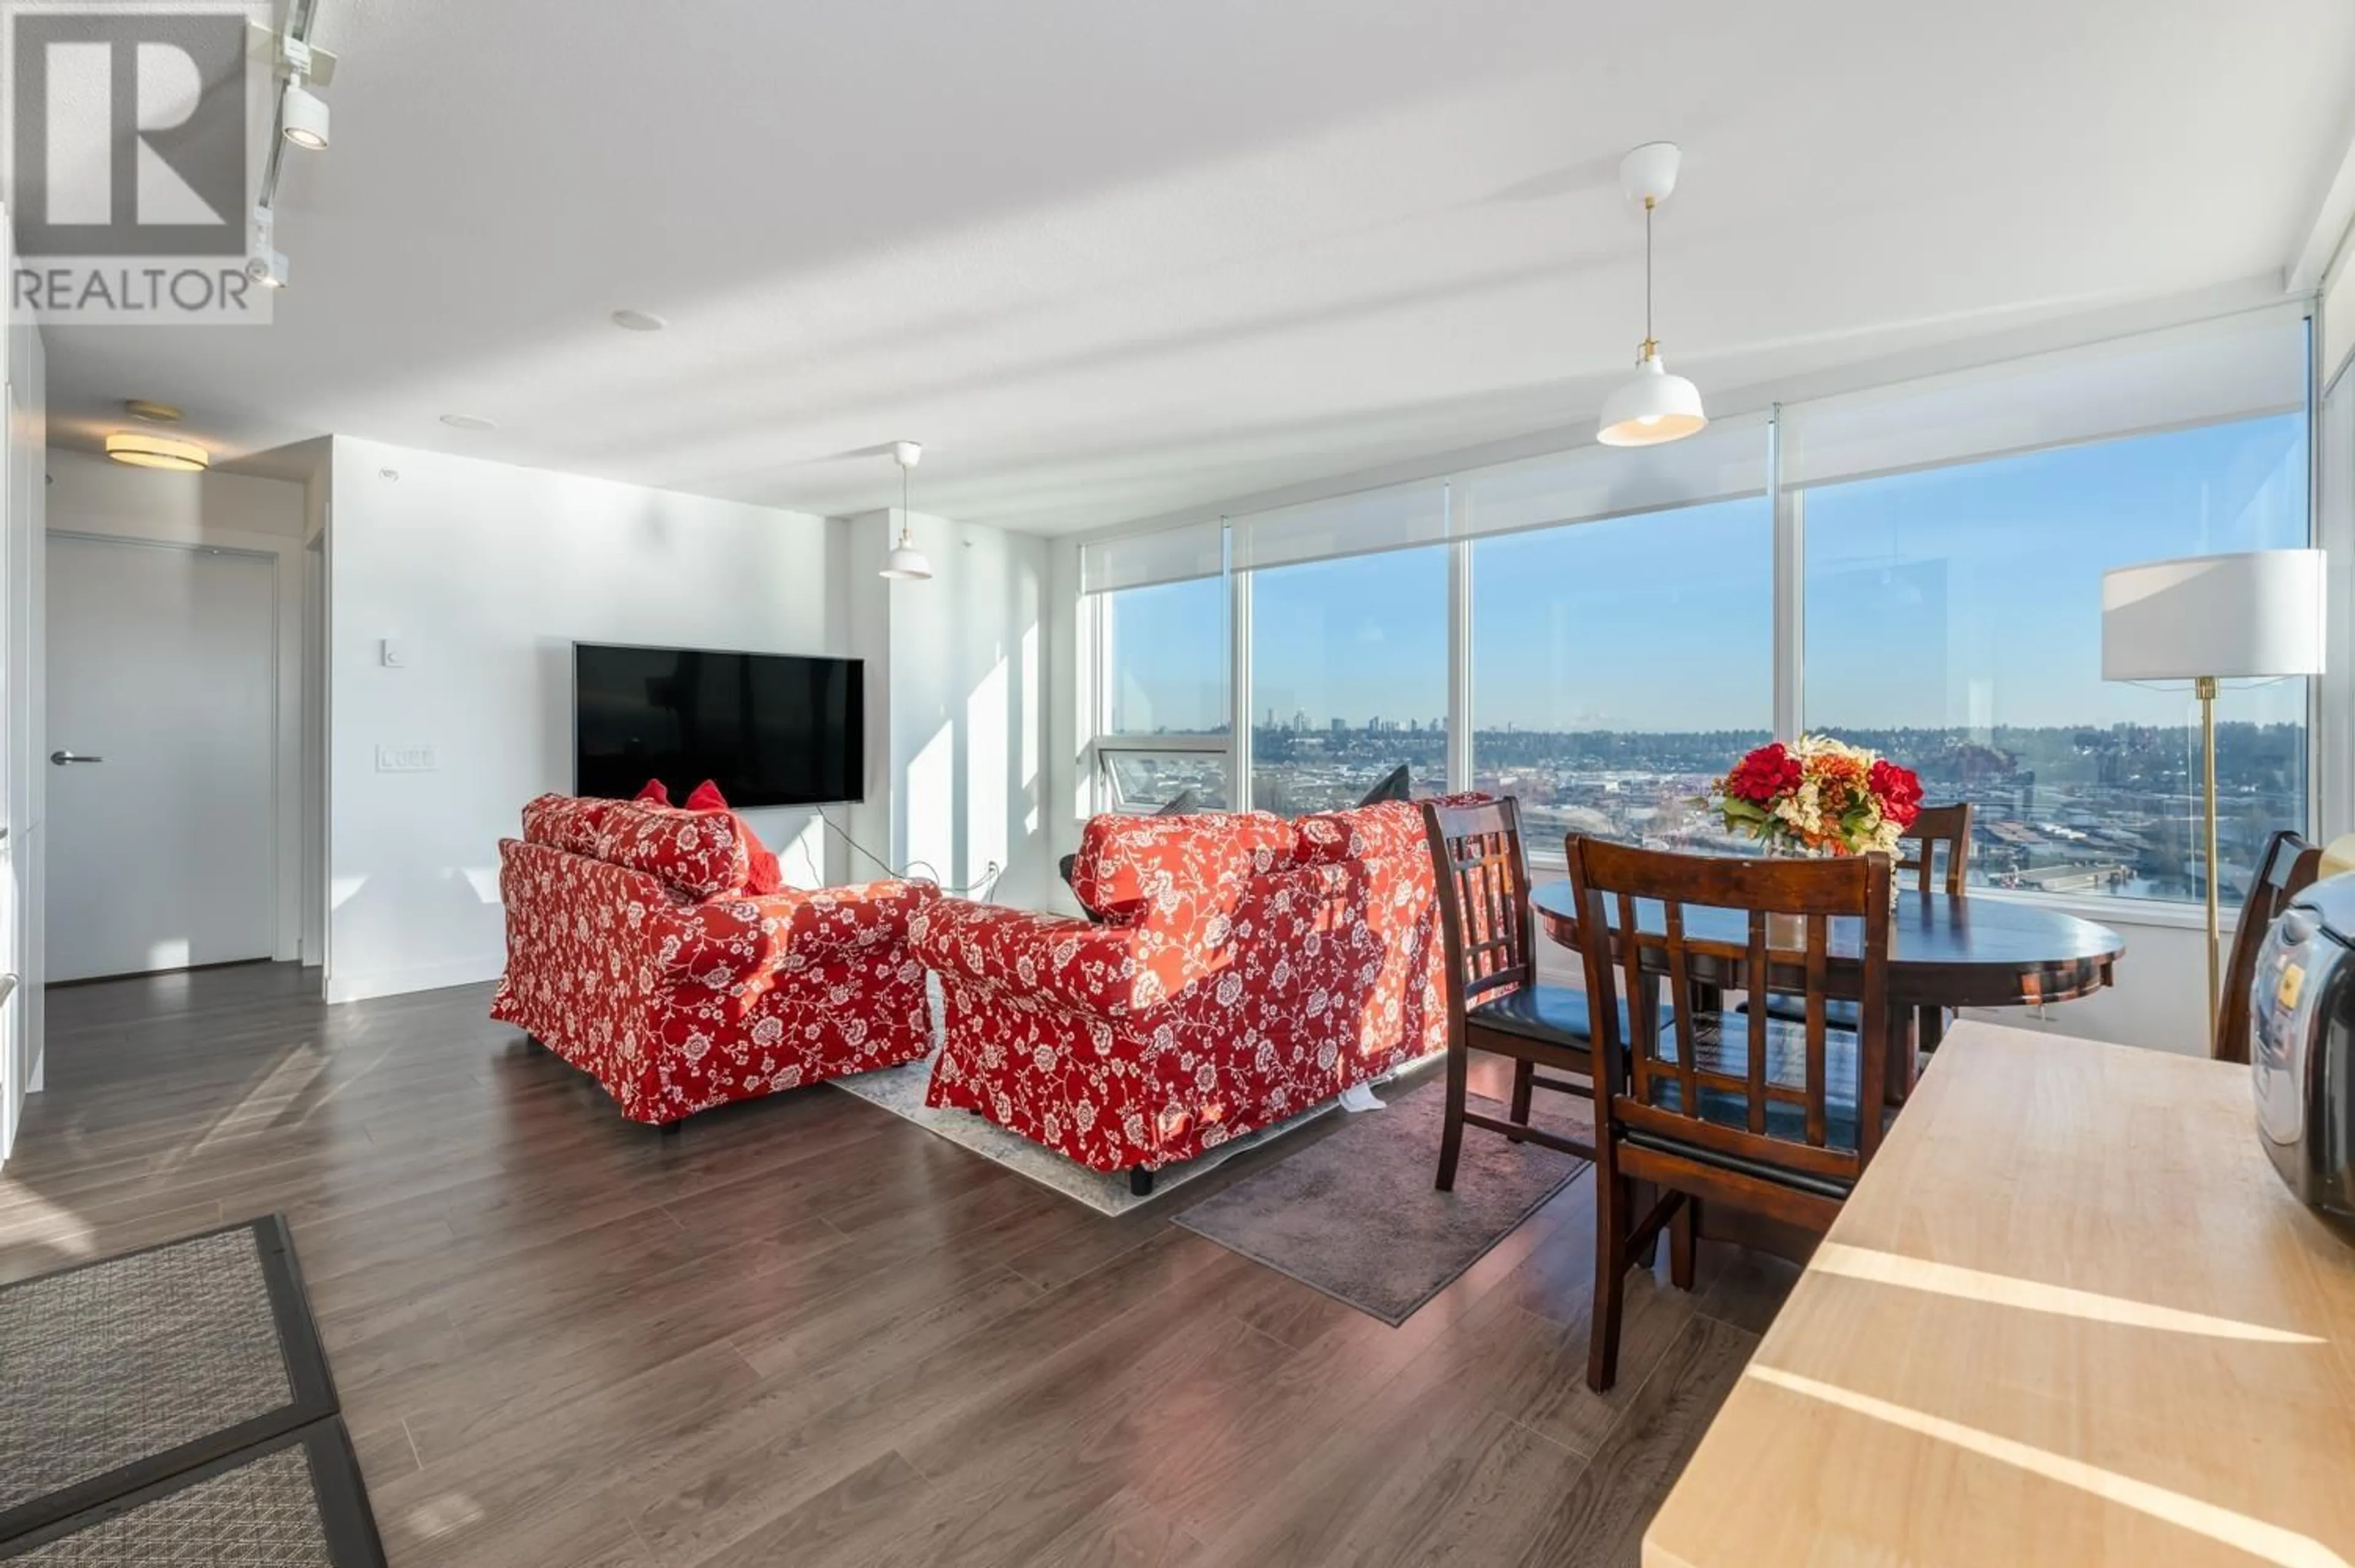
[0,1218,383,1564]
[830,976,1436,1215]
[1176,1074,1589,1325]
[5,1421,381,1567]
[832,1046,1371,1216]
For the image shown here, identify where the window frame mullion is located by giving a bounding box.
[1771,405,1805,743]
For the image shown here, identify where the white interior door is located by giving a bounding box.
[48,536,274,982]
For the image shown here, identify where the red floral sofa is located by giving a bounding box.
[490,794,935,1126]
[911,797,1482,1190]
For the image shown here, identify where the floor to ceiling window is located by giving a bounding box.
[1247,545,1449,814]
[1086,524,1231,812]
[1804,413,2309,904]
[1470,496,1771,862]
[1079,305,2316,907]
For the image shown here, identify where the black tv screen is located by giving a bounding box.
[573,644,865,807]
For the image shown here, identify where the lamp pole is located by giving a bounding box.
[2197,674,2219,1053]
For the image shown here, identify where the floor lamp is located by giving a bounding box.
[2102,549,2327,1051]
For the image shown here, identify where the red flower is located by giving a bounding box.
[1869,759,1924,828]
[1724,742,1804,806]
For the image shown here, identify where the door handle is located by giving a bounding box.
[49,750,102,765]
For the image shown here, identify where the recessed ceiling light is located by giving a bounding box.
[105,432,209,472]
[124,399,182,424]
[610,308,667,332]
[439,413,498,431]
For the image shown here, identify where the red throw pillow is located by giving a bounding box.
[683,780,784,895]
[634,779,672,806]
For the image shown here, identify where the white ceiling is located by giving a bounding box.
[42,0,2355,535]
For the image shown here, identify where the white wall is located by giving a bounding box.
[1,237,42,1158]
[45,453,308,975]
[299,443,328,969]
[326,438,851,1003]
[846,507,1053,911]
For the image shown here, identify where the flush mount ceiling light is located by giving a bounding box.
[105,432,209,472]
[439,413,498,431]
[1597,141,1707,448]
[879,440,933,581]
[610,308,668,332]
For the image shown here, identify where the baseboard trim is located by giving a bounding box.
[325,957,502,1004]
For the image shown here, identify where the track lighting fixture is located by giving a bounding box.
[247,208,287,289]
[281,77,329,149]
[879,441,933,581]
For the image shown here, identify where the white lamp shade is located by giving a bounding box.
[1597,355,1707,447]
[2100,549,2327,681]
[879,541,932,580]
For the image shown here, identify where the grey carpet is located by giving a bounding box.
[1175,1074,1588,1326]
[0,1229,293,1512]
[10,1445,331,1567]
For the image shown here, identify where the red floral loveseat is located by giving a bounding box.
[490,794,935,1125]
[911,797,1482,1188]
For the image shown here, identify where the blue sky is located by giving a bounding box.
[1107,412,2310,738]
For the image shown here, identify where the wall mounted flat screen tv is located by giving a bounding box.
[574,643,865,807]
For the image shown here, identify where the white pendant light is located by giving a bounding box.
[879,440,933,581]
[1598,142,1707,448]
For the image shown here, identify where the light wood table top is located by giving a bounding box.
[1646,1020,2355,1568]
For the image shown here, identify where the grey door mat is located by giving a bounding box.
[0,1216,380,1562]
[1,1420,381,1566]
[1174,1073,1589,1326]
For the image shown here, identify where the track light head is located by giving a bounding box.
[281,78,329,149]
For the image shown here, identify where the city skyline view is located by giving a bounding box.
[1106,412,2307,738]
[1098,410,2312,905]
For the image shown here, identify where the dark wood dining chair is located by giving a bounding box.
[1761,802,1971,1049]
[1897,803,1973,895]
[2215,828,2322,1065]
[1421,798,1597,1188]
[1566,836,1891,1391]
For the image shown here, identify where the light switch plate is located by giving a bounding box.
[376,744,437,773]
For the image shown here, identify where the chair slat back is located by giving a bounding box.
[1896,803,1973,895]
[2216,828,2323,1065]
[1421,799,1536,1029]
[1566,837,1892,1180]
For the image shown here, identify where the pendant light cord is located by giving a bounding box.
[1643,197,1656,358]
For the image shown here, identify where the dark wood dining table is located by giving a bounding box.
[1528,881,2127,1100]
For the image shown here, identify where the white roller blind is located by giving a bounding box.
[1452,410,1769,541]
[1229,476,1449,572]
[1079,517,1225,594]
[2324,248,2355,395]
[1782,305,2309,490]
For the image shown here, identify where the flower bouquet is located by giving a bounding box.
[1707,735,1923,860]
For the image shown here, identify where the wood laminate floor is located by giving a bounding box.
[0,963,1796,1567]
